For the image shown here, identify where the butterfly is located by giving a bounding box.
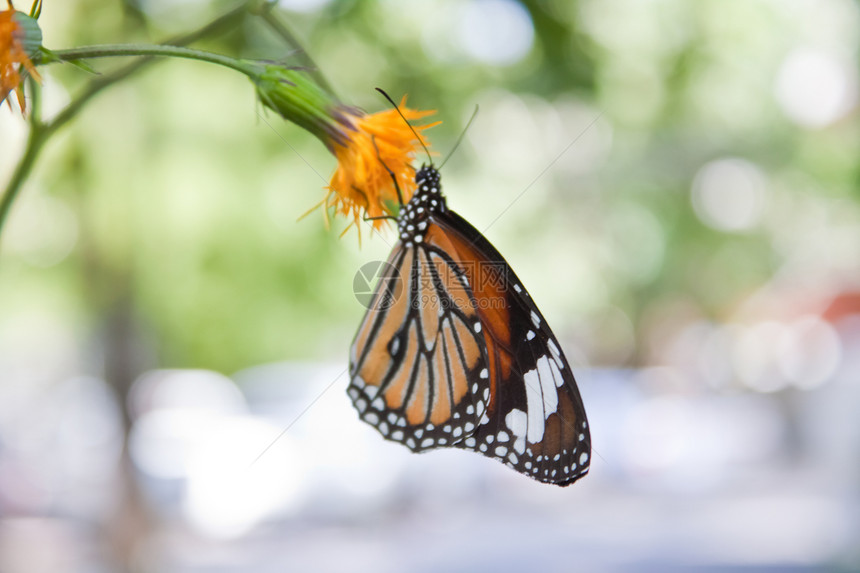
[347,162,591,486]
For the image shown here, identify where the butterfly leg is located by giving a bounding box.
[370,134,405,207]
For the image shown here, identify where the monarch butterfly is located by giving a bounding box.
[347,112,590,487]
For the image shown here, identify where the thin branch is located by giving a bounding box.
[0,128,47,233]
[257,6,337,98]
[0,1,256,238]
[48,44,260,77]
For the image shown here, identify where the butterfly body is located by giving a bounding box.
[348,165,591,486]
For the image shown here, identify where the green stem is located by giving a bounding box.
[49,44,260,77]
[0,1,256,239]
[28,72,42,127]
[0,128,48,234]
[257,8,337,98]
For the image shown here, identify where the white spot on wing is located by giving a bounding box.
[549,355,564,388]
[536,355,558,416]
[513,438,525,455]
[523,368,545,444]
[521,356,561,446]
[505,409,527,439]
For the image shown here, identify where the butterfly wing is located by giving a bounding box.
[348,241,492,451]
[424,211,591,486]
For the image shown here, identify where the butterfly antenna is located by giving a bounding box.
[439,104,478,170]
[375,87,433,165]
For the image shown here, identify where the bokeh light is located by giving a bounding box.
[457,0,534,66]
[691,158,768,233]
[775,47,857,128]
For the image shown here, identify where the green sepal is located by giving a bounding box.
[29,0,43,19]
[254,65,348,148]
[12,11,42,58]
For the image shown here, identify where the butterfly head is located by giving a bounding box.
[397,164,446,245]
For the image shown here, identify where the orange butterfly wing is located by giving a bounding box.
[349,242,492,451]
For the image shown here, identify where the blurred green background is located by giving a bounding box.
[3,0,857,376]
[2,0,860,571]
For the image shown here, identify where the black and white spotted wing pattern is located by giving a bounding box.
[348,241,492,451]
[348,166,591,486]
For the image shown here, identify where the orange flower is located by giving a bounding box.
[1,1,41,114]
[325,98,438,237]
[255,68,437,240]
